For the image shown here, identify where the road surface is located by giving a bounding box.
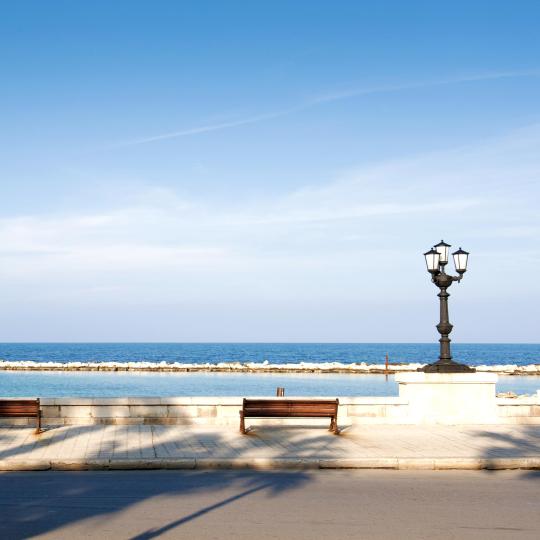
[0,470,538,539]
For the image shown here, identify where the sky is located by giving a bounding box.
[0,1,539,342]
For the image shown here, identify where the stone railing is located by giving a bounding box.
[1,393,539,427]
[31,396,410,426]
[496,396,540,425]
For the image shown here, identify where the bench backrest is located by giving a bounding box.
[243,399,338,418]
[0,399,40,418]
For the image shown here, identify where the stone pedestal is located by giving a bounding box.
[395,372,498,425]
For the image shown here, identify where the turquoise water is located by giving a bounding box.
[0,371,538,397]
[1,342,539,365]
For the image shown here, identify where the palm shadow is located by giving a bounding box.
[0,424,100,462]
[472,425,540,479]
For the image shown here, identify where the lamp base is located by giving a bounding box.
[419,360,476,373]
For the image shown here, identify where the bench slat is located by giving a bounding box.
[0,405,39,408]
[0,414,39,417]
[243,410,336,413]
[242,399,338,403]
[244,404,337,409]
[0,409,39,413]
[0,408,39,414]
[245,412,335,418]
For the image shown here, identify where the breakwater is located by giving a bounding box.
[1,360,539,375]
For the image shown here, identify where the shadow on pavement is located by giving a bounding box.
[473,425,540,478]
[130,477,282,540]
[0,425,99,461]
[0,469,311,539]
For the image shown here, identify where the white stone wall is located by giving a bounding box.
[34,397,411,427]
[1,393,539,427]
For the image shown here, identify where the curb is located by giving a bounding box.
[0,457,539,471]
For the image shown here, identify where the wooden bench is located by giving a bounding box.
[240,398,340,435]
[0,399,42,434]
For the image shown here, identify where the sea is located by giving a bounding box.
[0,342,539,397]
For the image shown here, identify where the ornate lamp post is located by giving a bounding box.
[420,240,475,373]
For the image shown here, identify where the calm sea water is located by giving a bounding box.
[0,343,538,397]
[0,342,539,365]
[0,371,538,398]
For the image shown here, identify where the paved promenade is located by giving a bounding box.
[1,423,539,470]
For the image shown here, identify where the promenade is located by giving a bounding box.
[1,424,539,470]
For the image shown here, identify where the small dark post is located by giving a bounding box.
[276,387,285,397]
[36,398,41,434]
[384,354,389,380]
[421,241,475,373]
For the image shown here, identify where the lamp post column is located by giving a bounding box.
[437,287,453,363]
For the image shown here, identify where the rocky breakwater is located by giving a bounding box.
[0,360,539,375]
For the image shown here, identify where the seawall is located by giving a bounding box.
[1,394,539,427]
[1,360,539,375]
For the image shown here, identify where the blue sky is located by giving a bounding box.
[0,1,539,342]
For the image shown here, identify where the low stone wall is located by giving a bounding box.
[1,395,539,427]
[496,397,540,425]
[36,397,411,427]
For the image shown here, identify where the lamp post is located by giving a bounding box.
[420,240,475,373]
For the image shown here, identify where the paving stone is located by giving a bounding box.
[0,424,538,470]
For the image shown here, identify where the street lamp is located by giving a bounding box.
[420,240,474,373]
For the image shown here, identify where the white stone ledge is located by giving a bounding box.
[396,373,498,384]
[28,396,408,406]
[340,397,408,405]
[496,398,539,405]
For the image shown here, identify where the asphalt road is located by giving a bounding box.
[0,470,538,539]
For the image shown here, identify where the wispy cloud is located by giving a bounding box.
[308,68,540,105]
[117,110,291,146]
[118,69,540,147]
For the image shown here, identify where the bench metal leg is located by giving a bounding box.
[35,411,42,435]
[239,411,246,434]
